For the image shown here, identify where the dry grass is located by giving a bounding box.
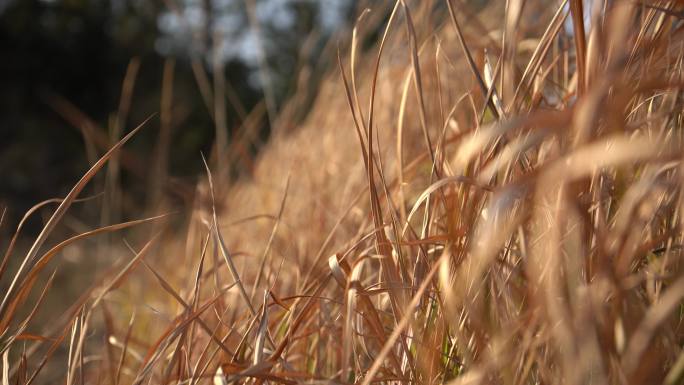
[2,1,684,384]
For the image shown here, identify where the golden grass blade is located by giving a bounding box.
[342,256,372,381]
[201,154,260,319]
[483,51,505,118]
[404,175,493,237]
[114,312,135,385]
[0,114,154,319]
[476,128,549,183]
[569,0,587,96]
[0,271,56,355]
[330,252,405,378]
[251,176,290,300]
[1,348,7,385]
[512,0,568,107]
[132,292,226,385]
[665,349,684,385]
[360,249,449,385]
[446,0,499,120]
[139,258,235,356]
[213,366,228,385]
[222,361,275,383]
[622,275,684,376]
[502,0,524,104]
[396,70,413,223]
[194,324,236,379]
[351,8,371,133]
[328,254,348,288]
[303,187,367,284]
[193,328,236,385]
[0,193,102,285]
[253,291,269,366]
[185,231,210,362]
[402,1,437,170]
[544,134,673,183]
[267,275,330,362]
[353,5,415,372]
[451,117,521,173]
[24,322,70,385]
[341,47,411,372]
[66,309,91,385]
[0,214,166,342]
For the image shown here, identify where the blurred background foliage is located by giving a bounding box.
[0,0,355,230]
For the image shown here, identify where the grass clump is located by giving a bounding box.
[1,1,684,384]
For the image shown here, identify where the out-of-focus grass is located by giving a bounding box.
[2,1,684,384]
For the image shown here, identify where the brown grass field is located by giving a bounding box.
[2,1,684,384]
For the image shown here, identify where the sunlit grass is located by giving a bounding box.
[1,1,684,384]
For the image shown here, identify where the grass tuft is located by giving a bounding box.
[2,1,684,384]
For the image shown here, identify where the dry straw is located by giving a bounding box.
[1,1,684,384]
